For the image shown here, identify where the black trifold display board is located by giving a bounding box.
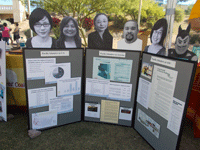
[23,48,84,130]
[134,52,197,150]
[23,48,197,150]
[84,49,141,126]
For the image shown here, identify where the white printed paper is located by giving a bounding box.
[136,78,151,109]
[28,87,56,108]
[108,82,132,101]
[49,96,73,114]
[45,63,71,84]
[26,58,56,80]
[150,56,176,68]
[149,65,178,120]
[99,51,126,58]
[167,97,185,135]
[119,107,133,121]
[32,111,57,129]
[137,109,160,138]
[93,57,133,83]
[85,103,101,118]
[57,77,81,96]
[86,78,109,97]
[41,51,69,57]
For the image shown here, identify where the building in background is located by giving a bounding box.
[0,0,26,23]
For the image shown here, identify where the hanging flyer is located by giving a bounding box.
[49,96,73,114]
[167,97,185,135]
[100,100,120,124]
[28,86,56,108]
[0,41,6,121]
[26,58,56,80]
[45,63,71,84]
[57,77,81,96]
[136,78,151,109]
[148,65,178,120]
[119,107,133,121]
[85,103,101,118]
[86,78,109,97]
[32,110,57,129]
[108,82,132,101]
[137,109,160,138]
[93,57,133,83]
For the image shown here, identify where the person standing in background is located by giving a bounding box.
[2,23,10,45]
[0,20,4,41]
[13,23,20,48]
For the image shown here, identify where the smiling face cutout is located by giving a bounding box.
[175,24,191,55]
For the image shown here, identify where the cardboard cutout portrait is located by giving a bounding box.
[57,16,81,48]
[168,24,198,61]
[117,20,142,51]
[144,18,168,56]
[88,13,113,49]
[26,8,57,48]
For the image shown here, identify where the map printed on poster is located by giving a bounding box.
[45,63,71,84]
[26,58,56,80]
[149,65,178,120]
[93,57,133,83]
[137,109,160,138]
[32,110,57,129]
[85,102,101,118]
[0,41,6,121]
[57,77,81,97]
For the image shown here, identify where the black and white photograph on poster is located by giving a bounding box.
[26,8,57,48]
[0,66,1,76]
[137,109,160,138]
[85,103,101,118]
[141,62,153,79]
[45,63,71,84]
[168,23,198,61]
[56,16,81,48]
[119,107,133,121]
[117,20,142,51]
[143,18,168,56]
[88,13,113,49]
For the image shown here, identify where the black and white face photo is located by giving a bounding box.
[95,15,108,32]
[175,35,190,55]
[34,16,51,38]
[123,21,138,43]
[63,20,77,37]
[152,27,163,44]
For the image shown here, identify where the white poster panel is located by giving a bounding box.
[0,41,6,121]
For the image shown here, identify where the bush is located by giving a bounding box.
[185,5,193,15]
[24,29,37,39]
[190,34,200,44]
[113,15,127,29]
[80,17,93,31]
[108,15,115,21]
[175,7,185,22]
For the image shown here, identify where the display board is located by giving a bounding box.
[134,52,197,150]
[84,49,141,126]
[23,48,84,130]
[0,41,7,121]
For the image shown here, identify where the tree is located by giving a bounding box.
[22,0,116,46]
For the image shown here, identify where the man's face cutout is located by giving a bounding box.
[123,21,138,43]
[175,24,191,55]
